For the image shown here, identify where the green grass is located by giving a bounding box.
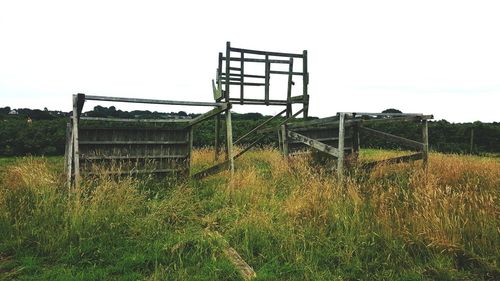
[0,150,498,280]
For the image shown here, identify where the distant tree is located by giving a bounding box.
[0,106,10,115]
[382,108,402,114]
[178,111,187,117]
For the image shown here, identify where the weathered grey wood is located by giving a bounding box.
[264,55,270,105]
[84,95,223,107]
[79,141,188,145]
[222,73,266,79]
[225,42,231,100]
[287,130,340,158]
[302,50,308,117]
[83,168,183,175]
[281,125,289,156]
[337,113,345,179]
[257,108,304,134]
[359,126,424,150]
[189,127,194,176]
[223,247,256,280]
[81,117,188,123]
[340,112,432,119]
[234,108,287,145]
[269,70,304,76]
[277,130,283,152]
[422,120,429,168]
[188,104,228,127]
[227,98,288,106]
[222,56,290,64]
[66,123,73,190]
[214,114,221,161]
[362,152,423,169]
[286,58,294,118]
[226,107,234,175]
[240,52,244,104]
[287,116,340,129]
[229,45,304,58]
[72,94,81,188]
[192,160,230,179]
[228,82,266,86]
[81,155,188,160]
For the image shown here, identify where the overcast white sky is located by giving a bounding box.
[0,0,499,122]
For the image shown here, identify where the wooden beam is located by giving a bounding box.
[234,108,287,145]
[362,153,424,170]
[257,108,304,134]
[226,107,234,175]
[281,125,289,156]
[188,104,228,127]
[72,95,80,188]
[287,130,340,158]
[264,55,270,105]
[229,45,304,58]
[191,160,230,179]
[337,113,345,179]
[80,117,188,123]
[359,126,425,150]
[214,114,221,161]
[302,50,308,118]
[422,120,429,168]
[84,95,223,107]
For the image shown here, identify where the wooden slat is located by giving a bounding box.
[362,153,424,169]
[82,168,184,175]
[234,108,287,145]
[84,95,222,107]
[359,126,424,150]
[80,155,188,160]
[79,141,188,145]
[81,117,188,123]
[188,104,228,127]
[287,130,340,158]
[337,113,345,178]
[229,45,304,58]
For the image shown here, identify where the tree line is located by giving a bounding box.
[0,106,498,156]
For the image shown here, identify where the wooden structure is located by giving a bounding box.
[65,42,434,184]
[192,42,310,178]
[283,112,432,178]
[65,93,230,187]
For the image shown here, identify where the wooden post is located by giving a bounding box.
[470,127,474,154]
[302,50,308,118]
[337,113,345,179]
[422,119,429,168]
[286,58,294,118]
[240,52,244,104]
[188,126,194,176]
[352,122,360,163]
[72,95,80,188]
[281,125,289,157]
[225,105,234,175]
[66,123,73,191]
[225,42,231,100]
[277,129,283,153]
[215,115,221,161]
[264,54,270,105]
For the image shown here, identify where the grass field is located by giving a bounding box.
[0,149,498,280]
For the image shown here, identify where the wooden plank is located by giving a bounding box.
[286,58,294,118]
[79,141,188,145]
[223,247,256,280]
[264,54,270,105]
[281,125,289,156]
[234,108,287,145]
[84,95,223,107]
[222,56,291,64]
[80,155,188,160]
[226,108,234,175]
[80,117,188,123]
[225,42,231,100]
[269,70,304,76]
[240,52,244,104]
[191,160,230,179]
[66,124,73,190]
[302,50,308,117]
[362,153,423,169]
[82,168,183,175]
[72,94,81,188]
[227,98,288,105]
[257,108,304,134]
[229,45,304,58]
[188,104,228,127]
[422,120,429,168]
[222,73,266,79]
[337,113,345,178]
[287,130,340,158]
[359,126,424,150]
